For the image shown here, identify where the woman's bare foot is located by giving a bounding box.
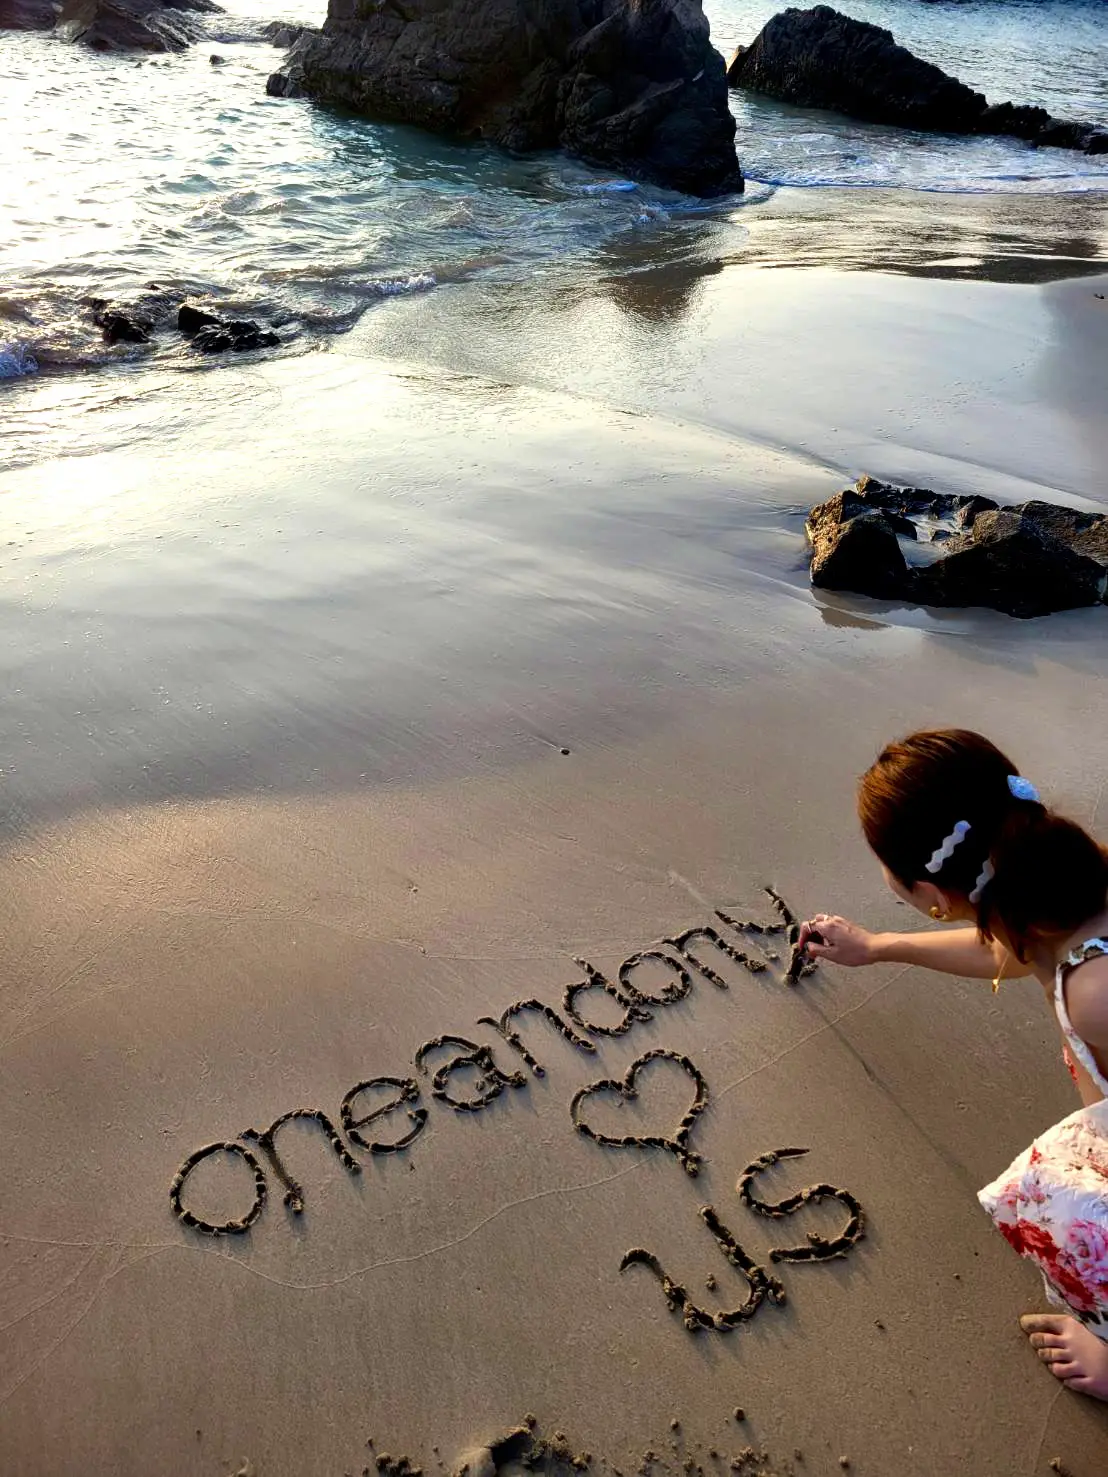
[1021,1313,1108,1398]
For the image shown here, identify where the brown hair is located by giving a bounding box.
[858,728,1108,961]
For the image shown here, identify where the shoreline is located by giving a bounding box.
[3,184,1108,384]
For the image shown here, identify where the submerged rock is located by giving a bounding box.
[56,0,218,51]
[729,6,1108,154]
[90,286,185,343]
[267,0,743,198]
[806,476,1108,618]
[178,303,280,352]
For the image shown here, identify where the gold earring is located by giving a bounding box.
[929,905,945,921]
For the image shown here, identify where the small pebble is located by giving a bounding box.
[732,1409,745,1423]
[670,1420,680,1432]
[874,1320,885,1330]
[794,1453,804,1465]
[839,1460,850,1470]
[560,747,571,756]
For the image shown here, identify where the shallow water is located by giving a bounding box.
[1,0,1107,375]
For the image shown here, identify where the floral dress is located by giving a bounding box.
[978,939,1108,1338]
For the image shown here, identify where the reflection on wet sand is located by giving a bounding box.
[730,188,1108,282]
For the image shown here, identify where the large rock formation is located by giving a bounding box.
[0,0,58,28]
[729,6,1108,155]
[807,478,1108,619]
[56,0,221,51]
[267,0,743,198]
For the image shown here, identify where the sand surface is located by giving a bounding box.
[2,219,1108,1474]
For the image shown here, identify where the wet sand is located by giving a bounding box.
[2,200,1108,1474]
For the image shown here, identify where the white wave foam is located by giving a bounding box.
[0,343,39,379]
[370,273,437,297]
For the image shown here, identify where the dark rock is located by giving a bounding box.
[728,6,987,130]
[955,494,998,528]
[808,502,913,600]
[729,6,1107,155]
[266,68,304,98]
[261,18,312,46]
[90,290,193,343]
[806,478,1108,618]
[271,0,743,198]
[192,325,237,353]
[91,286,185,342]
[812,485,916,541]
[913,510,1105,618]
[177,302,223,336]
[94,307,153,344]
[0,0,58,29]
[1071,520,1108,567]
[183,309,280,352]
[225,319,280,350]
[1011,498,1098,544]
[57,0,211,50]
[209,50,223,62]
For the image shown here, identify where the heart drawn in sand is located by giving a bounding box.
[570,1048,708,1176]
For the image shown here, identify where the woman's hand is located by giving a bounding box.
[798,914,883,968]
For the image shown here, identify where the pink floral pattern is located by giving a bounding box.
[980,1100,1108,1337]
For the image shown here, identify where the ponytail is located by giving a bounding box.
[975,806,1108,962]
[859,729,1108,960]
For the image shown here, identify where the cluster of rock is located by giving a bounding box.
[69,0,217,48]
[1,0,296,48]
[807,477,1108,619]
[728,6,1108,155]
[90,289,280,354]
[267,0,743,198]
[55,0,221,50]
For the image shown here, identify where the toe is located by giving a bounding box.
[1021,1312,1070,1335]
[1048,1359,1081,1380]
[1028,1332,1067,1351]
[1061,1373,1099,1394]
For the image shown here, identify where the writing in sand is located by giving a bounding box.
[168,890,866,1333]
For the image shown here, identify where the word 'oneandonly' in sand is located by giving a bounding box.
[169,891,866,1330]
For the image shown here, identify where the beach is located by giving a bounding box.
[3,161,1108,1472]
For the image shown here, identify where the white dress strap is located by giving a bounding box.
[1054,937,1108,1098]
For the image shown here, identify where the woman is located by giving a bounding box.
[799,729,1108,1398]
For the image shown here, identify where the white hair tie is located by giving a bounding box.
[969,859,995,905]
[925,819,971,875]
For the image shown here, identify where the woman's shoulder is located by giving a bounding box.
[1063,944,1108,1050]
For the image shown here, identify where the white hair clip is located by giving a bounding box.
[925,819,971,875]
[969,859,995,905]
[1008,775,1040,803]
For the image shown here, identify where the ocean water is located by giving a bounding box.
[1,0,1107,383]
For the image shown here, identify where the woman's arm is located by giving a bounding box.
[799,915,1027,979]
